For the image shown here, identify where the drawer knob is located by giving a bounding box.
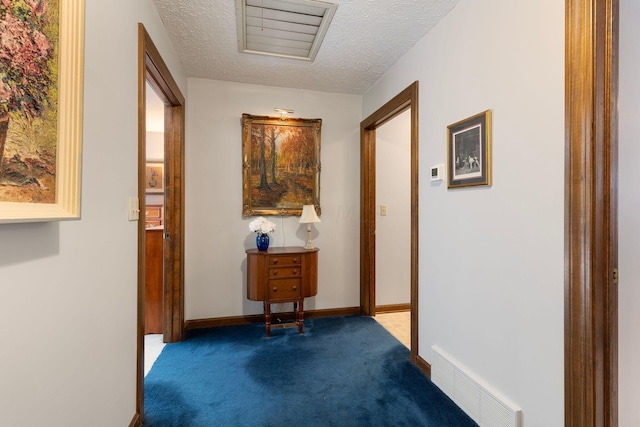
[293,270,298,275]
[293,258,299,263]
[292,286,297,291]
[273,287,278,292]
[273,271,278,276]
[273,259,279,264]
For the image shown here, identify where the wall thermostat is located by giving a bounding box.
[430,164,444,182]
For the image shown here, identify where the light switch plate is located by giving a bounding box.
[128,197,140,221]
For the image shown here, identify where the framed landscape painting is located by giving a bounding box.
[242,113,321,216]
[447,110,492,189]
[0,0,85,223]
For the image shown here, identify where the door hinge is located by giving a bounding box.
[613,268,618,284]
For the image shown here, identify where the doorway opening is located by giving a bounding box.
[373,109,412,349]
[136,23,186,423]
[143,83,165,372]
[360,81,419,364]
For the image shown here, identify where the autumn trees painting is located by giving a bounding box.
[0,0,58,203]
[242,114,321,216]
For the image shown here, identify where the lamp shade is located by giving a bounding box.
[299,205,321,224]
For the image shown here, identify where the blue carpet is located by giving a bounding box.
[144,316,478,427]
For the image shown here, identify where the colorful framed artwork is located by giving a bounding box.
[242,113,321,216]
[447,110,492,189]
[0,0,85,223]
[145,162,164,193]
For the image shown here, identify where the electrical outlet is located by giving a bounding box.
[380,204,387,216]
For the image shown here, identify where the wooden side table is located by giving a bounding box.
[246,246,319,337]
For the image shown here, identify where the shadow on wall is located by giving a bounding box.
[0,222,60,267]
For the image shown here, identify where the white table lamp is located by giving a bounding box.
[299,205,321,249]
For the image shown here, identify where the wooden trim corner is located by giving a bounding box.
[128,412,140,427]
[415,355,431,378]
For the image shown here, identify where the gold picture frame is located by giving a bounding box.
[242,113,321,216]
[447,110,492,189]
[145,162,164,194]
[0,0,85,223]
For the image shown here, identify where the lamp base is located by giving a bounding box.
[304,228,315,250]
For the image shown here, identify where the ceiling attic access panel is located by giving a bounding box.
[235,0,338,61]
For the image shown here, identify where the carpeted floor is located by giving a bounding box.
[144,316,478,427]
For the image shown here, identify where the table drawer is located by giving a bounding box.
[146,206,162,219]
[268,279,301,300]
[268,255,301,266]
[269,267,300,279]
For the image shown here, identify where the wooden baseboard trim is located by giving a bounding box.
[184,314,263,331]
[375,303,411,313]
[128,412,140,427]
[304,306,361,319]
[184,306,362,332]
[415,354,431,378]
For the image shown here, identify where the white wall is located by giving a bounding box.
[185,79,361,319]
[618,0,640,424]
[363,1,565,426]
[375,109,411,306]
[146,132,164,161]
[0,1,186,425]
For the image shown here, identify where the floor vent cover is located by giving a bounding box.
[431,345,522,427]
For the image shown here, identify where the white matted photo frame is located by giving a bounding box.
[447,110,492,189]
[0,0,85,223]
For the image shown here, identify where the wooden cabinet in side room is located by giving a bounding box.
[145,228,163,334]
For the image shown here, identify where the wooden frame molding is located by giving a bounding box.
[360,81,419,363]
[136,23,186,425]
[139,27,187,343]
[565,0,618,425]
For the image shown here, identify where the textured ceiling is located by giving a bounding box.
[151,0,460,95]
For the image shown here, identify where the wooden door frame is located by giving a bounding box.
[360,81,419,363]
[565,0,618,425]
[135,23,186,425]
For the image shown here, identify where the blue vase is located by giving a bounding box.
[256,234,270,251]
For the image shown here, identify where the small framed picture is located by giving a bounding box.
[145,162,164,193]
[447,110,492,189]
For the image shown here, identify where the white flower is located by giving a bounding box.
[249,217,276,235]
